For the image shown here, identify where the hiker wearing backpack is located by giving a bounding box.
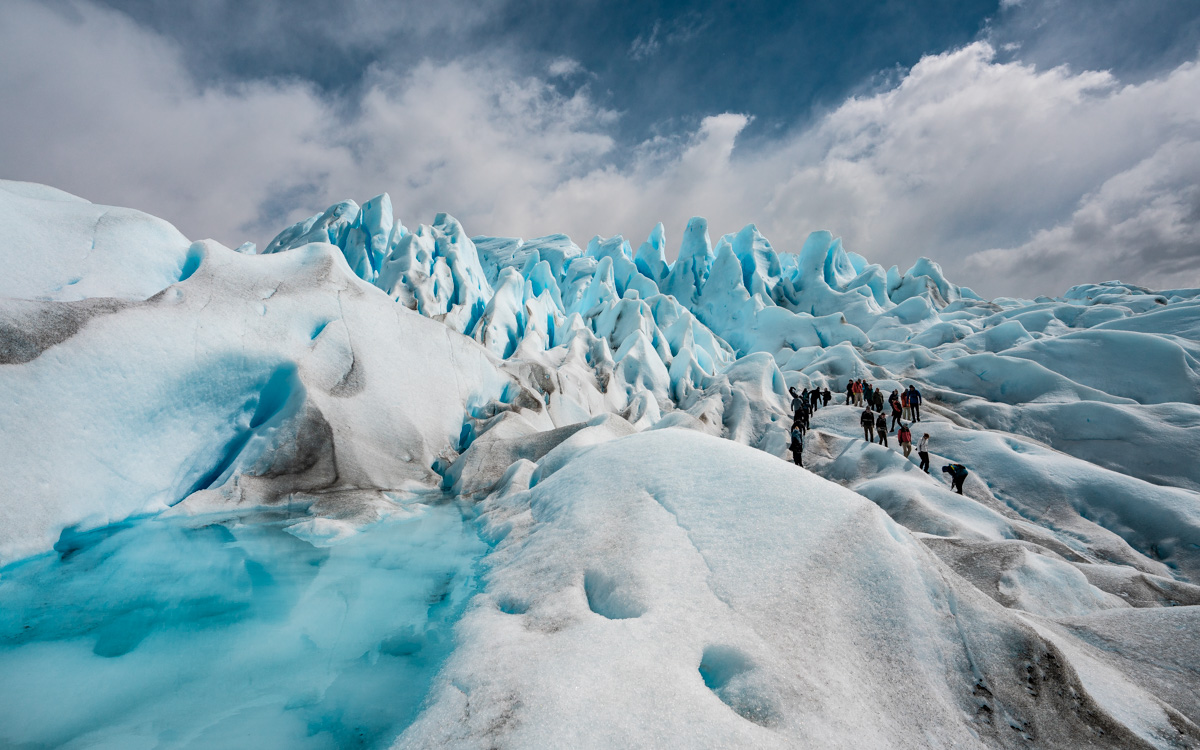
[860,407,876,442]
[908,385,923,422]
[918,433,930,473]
[790,427,804,467]
[876,413,889,446]
[942,463,968,494]
[890,392,903,430]
[898,423,913,457]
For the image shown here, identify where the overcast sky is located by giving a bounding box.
[2,0,1198,297]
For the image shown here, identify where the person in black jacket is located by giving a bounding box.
[822,387,831,406]
[790,426,804,467]
[875,412,889,446]
[860,408,876,442]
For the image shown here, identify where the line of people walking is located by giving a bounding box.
[787,385,830,467]
[788,377,968,493]
[787,378,969,494]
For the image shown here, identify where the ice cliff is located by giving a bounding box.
[2,180,1199,749]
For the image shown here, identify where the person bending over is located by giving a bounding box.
[942,463,968,494]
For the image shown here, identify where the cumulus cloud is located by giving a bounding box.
[2,1,1198,298]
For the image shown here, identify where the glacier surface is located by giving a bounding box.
[1,181,1199,748]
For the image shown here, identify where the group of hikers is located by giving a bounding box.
[847,379,923,422]
[788,381,970,494]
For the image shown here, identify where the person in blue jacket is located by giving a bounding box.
[907,385,923,422]
[942,463,968,494]
[790,427,804,467]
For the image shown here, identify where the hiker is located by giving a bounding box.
[795,400,810,430]
[855,380,865,406]
[942,463,968,494]
[810,388,821,412]
[890,392,903,430]
[863,382,873,406]
[790,387,806,419]
[846,381,855,405]
[790,427,804,467]
[901,389,912,421]
[873,388,885,413]
[907,385,923,422]
[918,433,930,473]
[861,407,876,442]
[876,413,889,446]
[792,411,807,436]
[898,423,913,457]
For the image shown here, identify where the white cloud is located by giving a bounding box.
[547,57,584,78]
[2,2,1198,298]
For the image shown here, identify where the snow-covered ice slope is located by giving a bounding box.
[2,184,1199,749]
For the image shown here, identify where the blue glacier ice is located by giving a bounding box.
[2,180,1200,748]
[0,502,485,748]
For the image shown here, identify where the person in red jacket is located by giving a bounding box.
[897,423,913,457]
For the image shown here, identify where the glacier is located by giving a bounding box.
[1,178,1199,748]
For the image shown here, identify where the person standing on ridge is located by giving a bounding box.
[846,381,855,405]
[810,387,821,413]
[918,433,931,473]
[898,423,913,457]
[861,407,876,442]
[942,463,968,494]
[822,387,831,407]
[790,426,804,467]
[876,412,889,446]
[908,385,923,422]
